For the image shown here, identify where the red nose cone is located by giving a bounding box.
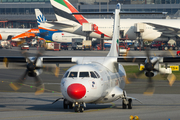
[67,83,86,99]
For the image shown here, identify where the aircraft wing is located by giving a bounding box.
[117,56,180,63]
[0,56,79,64]
[144,22,180,38]
[1,56,180,64]
[46,21,76,28]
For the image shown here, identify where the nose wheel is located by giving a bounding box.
[74,105,84,112]
[63,100,85,112]
[74,102,86,112]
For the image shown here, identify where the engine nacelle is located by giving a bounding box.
[52,33,63,42]
[28,57,43,77]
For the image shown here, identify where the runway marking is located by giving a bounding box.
[0,112,74,120]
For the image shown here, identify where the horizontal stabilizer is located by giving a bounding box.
[127,96,143,104]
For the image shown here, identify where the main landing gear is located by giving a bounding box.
[63,99,73,109]
[63,99,86,112]
[122,91,132,109]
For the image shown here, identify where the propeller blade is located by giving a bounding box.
[21,51,31,63]
[3,57,8,68]
[134,69,145,78]
[152,59,160,67]
[34,48,45,64]
[9,70,28,91]
[124,76,130,84]
[34,76,44,95]
[55,67,60,77]
[145,47,151,63]
[152,68,159,72]
[144,77,155,95]
[168,49,175,58]
[167,73,176,86]
[42,65,60,77]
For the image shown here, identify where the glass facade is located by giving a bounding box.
[0,8,54,14]
[0,0,179,4]
[154,0,180,4]
[0,0,179,28]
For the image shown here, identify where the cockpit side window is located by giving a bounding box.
[90,71,97,78]
[63,71,69,78]
[79,72,89,77]
[69,72,78,77]
[94,71,100,78]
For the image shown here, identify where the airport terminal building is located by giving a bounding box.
[0,0,180,28]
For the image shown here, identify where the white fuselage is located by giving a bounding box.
[42,19,179,41]
[61,62,126,104]
[0,28,30,41]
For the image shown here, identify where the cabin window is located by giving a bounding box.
[90,71,97,78]
[63,71,69,78]
[94,71,100,78]
[79,72,89,77]
[69,72,78,77]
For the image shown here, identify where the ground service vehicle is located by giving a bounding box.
[0,40,12,49]
[157,41,177,50]
[72,38,83,50]
[82,40,92,50]
[61,43,68,50]
[134,40,146,50]
[30,39,38,47]
[45,42,61,51]
[11,41,18,47]
[150,41,162,48]
[21,43,29,50]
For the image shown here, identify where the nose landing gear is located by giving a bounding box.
[63,99,86,112]
[74,102,86,113]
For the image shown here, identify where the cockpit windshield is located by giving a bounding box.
[63,71,69,78]
[94,71,100,78]
[79,72,89,77]
[69,72,78,77]
[64,71,100,79]
[90,71,97,78]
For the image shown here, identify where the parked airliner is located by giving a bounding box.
[0,28,39,41]
[37,0,180,42]
[35,9,86,43]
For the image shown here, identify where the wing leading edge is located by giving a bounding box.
[145,22,180,38]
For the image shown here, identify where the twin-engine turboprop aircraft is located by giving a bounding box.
[0,4,179,113]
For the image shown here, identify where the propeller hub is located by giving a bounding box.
[145,63,153,71]
[27,63,36,71]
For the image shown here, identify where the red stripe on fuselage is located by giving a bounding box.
[63,0,110,38]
